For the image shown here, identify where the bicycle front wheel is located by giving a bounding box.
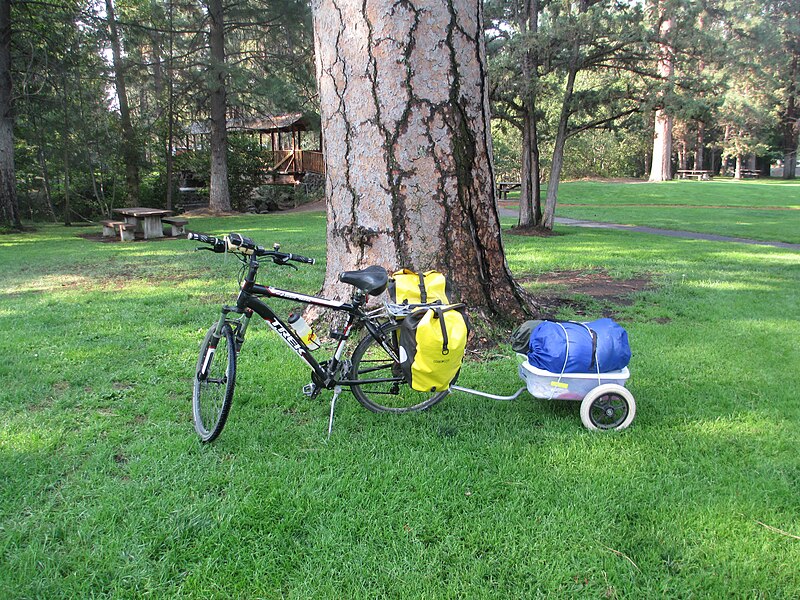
[350,321,450,413]
[193,323,237,442]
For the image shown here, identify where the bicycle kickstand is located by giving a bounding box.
[327,385,343,439]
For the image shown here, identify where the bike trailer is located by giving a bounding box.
[481,319,637,431]
[517,354,630,401]
[527,318,631,374]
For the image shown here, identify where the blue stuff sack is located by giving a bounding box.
[528,318,631,374]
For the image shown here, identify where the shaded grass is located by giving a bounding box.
[2,209,800,598]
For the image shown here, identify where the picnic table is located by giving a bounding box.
[113,207,173,240]
[676,169,713,180]
[497,181,521,200]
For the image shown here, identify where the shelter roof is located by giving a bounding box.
[188,112,310,135]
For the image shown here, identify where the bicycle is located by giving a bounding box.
[188,231,450,442]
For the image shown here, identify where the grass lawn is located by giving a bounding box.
[506,179,800,243]
[2,195,799,597]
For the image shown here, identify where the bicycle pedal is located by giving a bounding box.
[302,383,318,397]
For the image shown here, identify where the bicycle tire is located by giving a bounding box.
[193,323,237,442]
[350,320,450,413]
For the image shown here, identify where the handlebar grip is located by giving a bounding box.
[288,253,315,265]
[187,232,226,253]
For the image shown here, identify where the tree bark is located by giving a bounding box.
[649,13,674,182]
[734,154,742,180]
[542,62,577,230]
[518,0,541,228]
[37,146,56,221]
[61,76,71,226]
[312,0,531,317]
[542,0,586,230]
[0,0,20,229]
[519,109,541,227]
[695,121,705,170]
[781,51,798,179]
[165,0,175,210]
[31,115,58,223]
[105,0,140,207]
[208,0,231,212]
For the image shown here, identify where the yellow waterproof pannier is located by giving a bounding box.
[389,269,453,305]
[399,304,470,392]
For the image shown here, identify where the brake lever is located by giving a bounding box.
[273,256,298,270]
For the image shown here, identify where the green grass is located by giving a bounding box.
[2,197,800,597]
[506,179,800,243]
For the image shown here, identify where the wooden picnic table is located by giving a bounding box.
[739,169,760,179]
[496,181,521,200]
[113,207,173,240]
[676,169,713,181]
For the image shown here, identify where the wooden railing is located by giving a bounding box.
[262,150,325,174]
[302,151,325,174]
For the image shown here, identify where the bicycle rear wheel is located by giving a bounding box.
[193,323,236,442]
[350,321,449,413]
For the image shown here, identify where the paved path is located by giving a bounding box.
[498,207,800,251]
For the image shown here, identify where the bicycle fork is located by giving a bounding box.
[200,308,252,380]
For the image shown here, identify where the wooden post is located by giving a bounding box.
[298,130,303,171]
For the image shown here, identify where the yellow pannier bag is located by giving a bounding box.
[399,304,470,392]
[389,269,453,305]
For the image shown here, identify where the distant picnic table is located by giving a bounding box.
[739,169,760,179]
[676,169,713,181]
[113,207,173,240]
[101,207,188,241]
[496,181,521,200]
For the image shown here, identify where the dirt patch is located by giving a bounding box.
[180,208,242,217]
[521,269,653,318]
[284,199,325,213]
[181,199,325,217]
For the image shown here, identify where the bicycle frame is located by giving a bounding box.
[212,254,399,389]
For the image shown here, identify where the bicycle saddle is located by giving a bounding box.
[339,265,389,296]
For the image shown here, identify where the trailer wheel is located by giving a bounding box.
[580,384,636,431]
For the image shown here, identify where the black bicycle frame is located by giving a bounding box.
[218,256,398,388]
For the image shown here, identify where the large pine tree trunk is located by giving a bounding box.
[649,13,674,182]
[0,0,20,229]
[208,0,231,213]
[519,109,541,227]
[105,0,140,207]
[312,0,530,317]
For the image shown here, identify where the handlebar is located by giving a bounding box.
[187,231,316,265]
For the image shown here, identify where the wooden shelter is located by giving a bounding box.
[186,112,324,184]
